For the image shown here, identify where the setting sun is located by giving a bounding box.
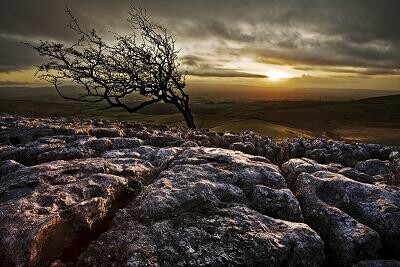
[267,70,295,81]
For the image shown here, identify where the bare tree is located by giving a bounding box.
[30,4,196,129]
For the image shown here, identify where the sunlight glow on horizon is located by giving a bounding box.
[266,69,297,81]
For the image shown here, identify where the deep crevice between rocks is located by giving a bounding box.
[54,188,137,267]
[54,150,185,267]
[50,175,146,266]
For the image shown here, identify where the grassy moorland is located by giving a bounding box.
[1,86,400,144]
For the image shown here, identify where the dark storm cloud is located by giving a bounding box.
[295,66,400,76]
[0,0,399,77]
[180,55,267,78]
[0,0,129,39]
[148,0,400,75]
[181,55,206,67]
[243,39,400,70]
[187,69,268,78]
[0,35,42,72]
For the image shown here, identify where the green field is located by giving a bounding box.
[1,86,400,144]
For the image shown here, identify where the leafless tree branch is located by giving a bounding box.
[29,3,195,128]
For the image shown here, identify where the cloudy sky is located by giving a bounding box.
[0,0,399,90]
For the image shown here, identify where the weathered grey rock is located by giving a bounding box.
[85,138,113,152]
[111,137,143,150]
[90,127,124,138]
[128,147,289,223]
[1,114,400,266]
[352,147,371,161]
[281,158,341,186]
[285,158,400,264]
[305,148,331,163]
[78,206,324,267]
[338,167,375,184]
[250,185,304,222]
[356,159,390,176]
[289,139,396,168]
[276,139,305,163]
[0,160,24,176]
[330,146,358,167]
[180,140,199,147]
[0,142,67,166]
[353,260,400,267]
[0,145,181,267]
[170,147,284,190]
[292,172,382,265]
[10,128,55,145]
[230,141,256,155]
[0,161,133,266]
[78,147,324,266]
[222,132,243,145]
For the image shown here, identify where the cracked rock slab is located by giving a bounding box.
[0,146,181,267]
[78,147,324,266]
[283,158,400,265]
[2,115,400,266]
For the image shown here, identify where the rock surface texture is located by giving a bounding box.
[0,114,399,267]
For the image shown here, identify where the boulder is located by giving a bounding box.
[250,185,304,222]
[355,159,390,176]
[353,260,400,267]
[292,172,382,265]
[284,158,400,264]
[281,158,341,186]
[78,147,324,266]
[90,127,124,138]
[78,206,324,267]
[111,137,143,150]
[338,167,375,184]
[0,160,24,176]
[230,141,256,155]
[0,146,181,267]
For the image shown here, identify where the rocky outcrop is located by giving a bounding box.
[0,114,399,266]
[0,145,181,266]
[78,147,323,266]
[282,158,400,265]
[353,260,400,267]
[1,115,398,166]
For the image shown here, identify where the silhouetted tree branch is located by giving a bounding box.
[29,4,196,129]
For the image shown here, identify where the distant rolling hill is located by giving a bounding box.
[0,86,399,144]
